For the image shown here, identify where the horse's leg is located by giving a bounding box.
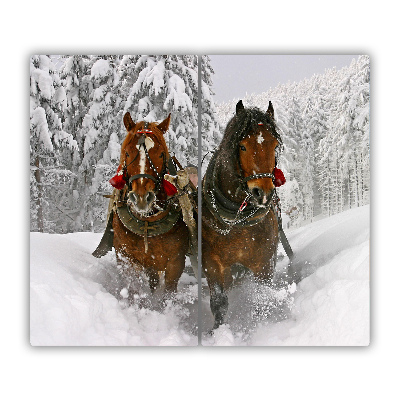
[203,252,229,330]
[113,252,130,300]
[163,254,186,301]
[145,268,160,294]
[252,245,277,283]
[251,253,277,319]
[209,282,228,330]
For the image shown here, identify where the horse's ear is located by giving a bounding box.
[266,101,274,120]
[123,112,136,132]
[157,114,171,134]
[236,100,245,115]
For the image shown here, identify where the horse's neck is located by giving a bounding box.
[214,154,245,203]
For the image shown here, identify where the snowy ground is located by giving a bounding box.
[203,204,370,345]
[30,205,369,346]
[30,234,199,346]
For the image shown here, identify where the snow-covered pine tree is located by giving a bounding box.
[118,55,141,100]
[79,55,121,231]
[123,55,199,166]
[59,55,92,230]
[351,55,370,207]
[333,64,353,211]
[200,55,221,172]
[61,55,92,161]
[307,75,330,217]
[30,55,78,232]
[315,66,341,216]
[115,56,141,141]
[270,93,304,225]
[282,93,310,222]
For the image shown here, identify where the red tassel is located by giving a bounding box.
[273,168,286,187]
[163,179,178,196]
[109,165,127,189]
[109,173,126,190]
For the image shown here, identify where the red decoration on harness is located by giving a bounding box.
[109,165,127,190]
[162,179,178,196]
[136,129,153,136]
[273,168,286,187]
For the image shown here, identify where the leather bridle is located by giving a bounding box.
[125,123,167,192]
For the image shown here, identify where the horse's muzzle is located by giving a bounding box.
[250,187,274,207]
[127,190,155,215]
[251,187,265,204]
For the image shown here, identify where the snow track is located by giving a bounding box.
[30,205,369,346]
[30,233,198,346]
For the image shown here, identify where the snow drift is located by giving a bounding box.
[203,204,370,346]
[30,205,369,346]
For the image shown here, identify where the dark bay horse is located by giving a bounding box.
[94,112,191,303]
[202,100,283,330]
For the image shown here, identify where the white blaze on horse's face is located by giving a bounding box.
[136,136,155,183]
[126,135,156,216]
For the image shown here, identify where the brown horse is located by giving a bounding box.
[202,100,282,330]
[99,112,191,303]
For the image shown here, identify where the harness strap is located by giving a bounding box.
[271,194,294,260]
[129,174,158,185]
[142,221,150,253]
[168,157,178,175]
[171,156,183,170]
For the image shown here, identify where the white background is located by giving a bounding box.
[3,1,397,399]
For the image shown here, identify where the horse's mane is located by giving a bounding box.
[218,107,282,159]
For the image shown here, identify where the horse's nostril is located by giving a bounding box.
[251,187,264,200]
[146,192,155,204]
[128,192,137,203]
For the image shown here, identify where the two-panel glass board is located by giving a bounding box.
[30,55,370,346]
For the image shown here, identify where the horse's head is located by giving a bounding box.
[120,112,170,216]
[236,100,281,206]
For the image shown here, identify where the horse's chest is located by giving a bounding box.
[203,211,278,265]
[112,215,188,271]
[217,227,274,253]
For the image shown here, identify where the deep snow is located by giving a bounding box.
[203,205,369,345]
[30,205,369,346]
[30,233,199,346]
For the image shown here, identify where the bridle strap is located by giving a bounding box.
[126,127,165,188]
[129,174,158,185]
[142,142,160,180]
[241,172,274,183]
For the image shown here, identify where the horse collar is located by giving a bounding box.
[116,204,181,238]
[203,152,271,229]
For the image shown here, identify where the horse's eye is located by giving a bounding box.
[239,145,246,151]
